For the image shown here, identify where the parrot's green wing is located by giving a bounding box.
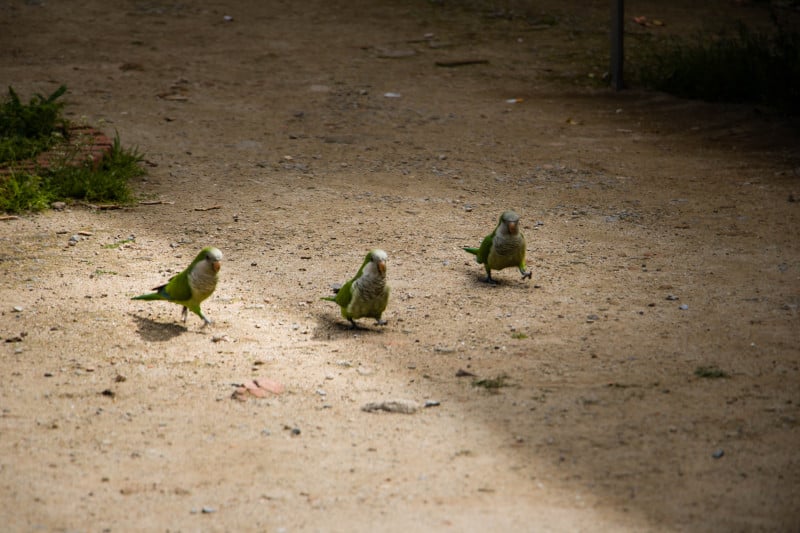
[476,231,495,264]
[464,216,500,265]
[333,279,354,309]
[161,270,192,302]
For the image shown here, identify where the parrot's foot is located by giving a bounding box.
[375,319,388,326]
[181,307,188,322]
[201,318,213,328]
[482,275,498,285]
[348,319,361,330]
[520,270,532,280]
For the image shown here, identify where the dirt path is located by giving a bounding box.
[1,0,799,531]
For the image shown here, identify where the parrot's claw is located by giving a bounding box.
[483,275,497,285]
[375,319,388,326]
[181,307,188,322]
[521,270,532,280]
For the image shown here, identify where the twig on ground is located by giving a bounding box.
[139,200,175,205]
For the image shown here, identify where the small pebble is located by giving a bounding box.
[712,449,724,459]
[12,306,23,313]
[679,304,689,310]
[201,506,216,514]
[666,294,679,301]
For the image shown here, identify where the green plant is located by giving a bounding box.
[0,172,53,212]
[0,85,68,164]
[46,134,143,204]
[103,235,136,249]
[632,21,800,115]
[1,85,146,212]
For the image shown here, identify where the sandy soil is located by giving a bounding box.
[1,0,799,531]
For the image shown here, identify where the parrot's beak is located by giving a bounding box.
[377,260,386,276]
[212,260,221,273]
[507,221,518,235]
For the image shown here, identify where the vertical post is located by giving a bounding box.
[610,0,624,90]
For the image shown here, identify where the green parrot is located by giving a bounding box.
[464,210,532,283]
[132,246,223,326]
[322,249,390,328]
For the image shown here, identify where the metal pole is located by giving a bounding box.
[610,0,624,90]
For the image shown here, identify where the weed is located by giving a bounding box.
[0,172,52,212]
[103,236,136,249]
[0,85,68,164]
[1,83,145,212]
[45,134,143,204]
[511,332,528,339]
[632,20,800,115]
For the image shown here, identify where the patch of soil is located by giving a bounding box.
[1,0,798,531]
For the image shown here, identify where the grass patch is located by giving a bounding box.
[694,366,729,379]
[511,332,528,339]
[0,85,68,164]
[45,135,144,204]
[0,85,145,213]
[0,172,53,212]
[632,20,800,115]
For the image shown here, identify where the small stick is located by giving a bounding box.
[194,205,222,211]
[0,215,20,221]
[139,200,175,205]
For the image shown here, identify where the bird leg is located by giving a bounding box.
[181,306,188,322]
[519,268,532,280]
[483,270,497,284]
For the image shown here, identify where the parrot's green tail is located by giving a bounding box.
[132,292,164,301]
[463,247,479,256]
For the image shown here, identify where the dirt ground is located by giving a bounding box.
[1,0,799,531]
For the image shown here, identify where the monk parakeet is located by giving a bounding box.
[464,210,532,283]
[322,249,390,328]
[132,246,222,326]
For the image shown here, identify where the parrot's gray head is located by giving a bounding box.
[202,247,223,273]
[367,249,388,277]
[499,211,520,236]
